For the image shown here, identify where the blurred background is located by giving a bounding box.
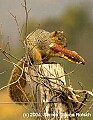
[0,0,93,120]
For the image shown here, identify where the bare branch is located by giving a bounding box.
[0,71,6,75]
[0,59,25,91]
[9,12,23,44]
[86,99,93,113]
[0,23,3,36]
[21,0,31,44]
[0,47,20,61]
[4,40,11,53]
[23,0,28,38]
[9,12,21,36]
[28,8,31,14]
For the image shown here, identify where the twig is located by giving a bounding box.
[4,38,11,53]
[21,0,31,41]
[86,99,93,113]
[0,47,20,61]
[75,93,88,113]
[0,23,3,37]
[23,0,28,38]
[9,12,21,36]
[0,59,25,91]
[0,71,6,75]
[78,81,84,90]
[9,12,23,44]
[0,24,4,48]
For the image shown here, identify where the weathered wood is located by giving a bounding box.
[25,64,70,120]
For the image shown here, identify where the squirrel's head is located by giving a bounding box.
[50,31,67,47]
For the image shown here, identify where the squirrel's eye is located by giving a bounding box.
[58,37,61,40]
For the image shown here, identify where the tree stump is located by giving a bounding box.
[25,63,73,120]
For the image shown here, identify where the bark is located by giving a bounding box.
[25,64,77,120]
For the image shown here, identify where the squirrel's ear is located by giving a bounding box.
[51,31,58,37]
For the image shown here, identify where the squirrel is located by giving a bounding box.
[25,29,84,64]
[25,29,67,63]
[8,29,85,105]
